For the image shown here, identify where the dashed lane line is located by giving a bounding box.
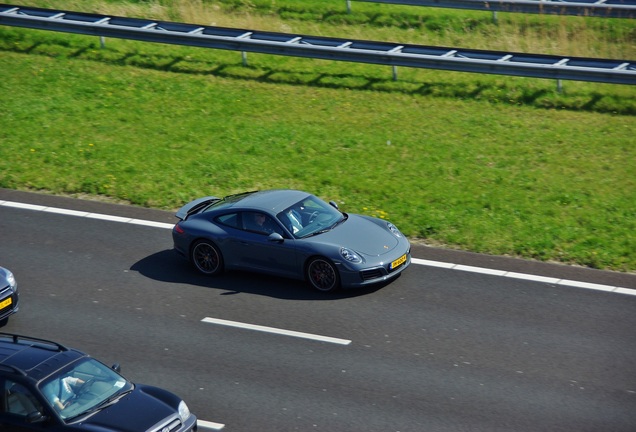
[2,199,634,296]
[201,317,352,345]
[198,419,225,431]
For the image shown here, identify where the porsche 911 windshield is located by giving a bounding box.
[277,195,344,239]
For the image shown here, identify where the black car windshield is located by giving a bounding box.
[40,358,133,421]
[277,195,344,239]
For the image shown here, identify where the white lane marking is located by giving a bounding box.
[411,258,636,296]
[2,199,634,296]
[0,200,174,229]
[198,419,225,430]
[201,317,352,345]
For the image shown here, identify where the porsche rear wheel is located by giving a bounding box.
[191,240,223,275]
[306,257,340,292]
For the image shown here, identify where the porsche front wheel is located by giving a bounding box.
[306,257,340,292]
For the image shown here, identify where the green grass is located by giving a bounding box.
[0,1,634,271]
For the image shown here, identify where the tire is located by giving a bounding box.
[191,240,224,276]
[306,257,340,292]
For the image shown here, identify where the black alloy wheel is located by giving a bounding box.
[191,240,224,275]
[306,257,340,292]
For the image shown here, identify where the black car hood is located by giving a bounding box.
[70,385,178,431]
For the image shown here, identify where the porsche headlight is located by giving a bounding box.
[178,400,191,422]
[340,247,362,263]
[387,222,402,238]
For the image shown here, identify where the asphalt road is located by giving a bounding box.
[1,189,635,431]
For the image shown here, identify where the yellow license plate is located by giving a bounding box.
[0,297,12,309]
[390,254,407,270]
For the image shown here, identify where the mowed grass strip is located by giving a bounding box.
[0,3,634,272]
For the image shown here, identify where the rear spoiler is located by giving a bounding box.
[175,196,219,220]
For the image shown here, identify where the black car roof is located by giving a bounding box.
[0,333,85,380]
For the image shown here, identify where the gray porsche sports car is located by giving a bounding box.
[172,190,411,292]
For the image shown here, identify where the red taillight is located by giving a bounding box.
[174,223,185,234]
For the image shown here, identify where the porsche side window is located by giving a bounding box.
[216,213,239,229]
[242,212,283,236]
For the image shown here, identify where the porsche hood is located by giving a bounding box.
[319,214,401,256]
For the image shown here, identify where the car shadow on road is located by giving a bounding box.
[130,250,392,300]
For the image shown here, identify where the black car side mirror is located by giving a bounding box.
[329,201,339,210]
[268,233,284,243]
[26,411,47,424]
[111,363,121,373]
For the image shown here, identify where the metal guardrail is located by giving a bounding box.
[0,4,634,85]
[346,0,636,18]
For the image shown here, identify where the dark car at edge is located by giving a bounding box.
[0,333,197,431]
[0,266,19,326]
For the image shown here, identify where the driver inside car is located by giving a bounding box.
[285,208,303,234]
[43,375,85,411]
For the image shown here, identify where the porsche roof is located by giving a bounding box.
[218,189,311,213]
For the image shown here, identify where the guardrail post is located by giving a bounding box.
[100,36,105,48]
[493,11,498,24]
[392,65,398,81]
[557,79,563,93]
[242,51,248,66]
[346,0,352,14]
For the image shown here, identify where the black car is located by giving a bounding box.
[0,267,19,326]
[0,333,197,431]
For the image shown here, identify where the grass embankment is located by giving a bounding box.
[0,1,634,271]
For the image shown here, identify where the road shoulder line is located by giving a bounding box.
[2,199,634,296]
[411,258,636,296]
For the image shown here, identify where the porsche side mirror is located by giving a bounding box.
[329,201,339,210]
